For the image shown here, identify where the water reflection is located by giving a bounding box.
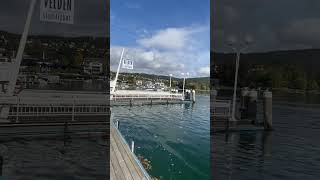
[212,101,320,180]
[0,136,108,179]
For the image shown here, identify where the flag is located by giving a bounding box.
[122,59,133,69]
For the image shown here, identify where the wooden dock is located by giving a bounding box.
[110,122,151,180]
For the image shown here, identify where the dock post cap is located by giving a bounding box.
[249,90,258,98]
[241,88,250,96]
[263,91,272,98]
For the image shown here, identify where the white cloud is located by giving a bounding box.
[137,27,201,50]
[198,66,210,77]
[111,25,209,77]
[110,46,187,76]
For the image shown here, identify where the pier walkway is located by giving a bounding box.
[110,121,151,180]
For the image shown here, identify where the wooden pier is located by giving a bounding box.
[111,90,194,106]
[110,121,151,180]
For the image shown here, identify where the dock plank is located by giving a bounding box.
[111,134,134,180]
[112,128,146,179]
[110,141,126,180]
[110,125,149,180]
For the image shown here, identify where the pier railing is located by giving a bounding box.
[112,92,183,101]
[0,92,109,122]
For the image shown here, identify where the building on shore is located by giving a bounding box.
[83,58,104,75]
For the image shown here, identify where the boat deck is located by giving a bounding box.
[110,123,150,180]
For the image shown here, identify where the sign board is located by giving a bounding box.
[122,59,134,69]
[40,0,74,24]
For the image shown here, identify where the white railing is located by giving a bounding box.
[0,91,110,121]
[111,90,184,101]
[112,93,183,101]
[7,104,108,118]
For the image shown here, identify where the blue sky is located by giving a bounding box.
[110,0,210,77]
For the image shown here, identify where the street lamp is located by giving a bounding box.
[169,74,173,89]
[228,40,250,121]
[181,72,189,99]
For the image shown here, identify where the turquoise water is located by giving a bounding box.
[112,95,210,179]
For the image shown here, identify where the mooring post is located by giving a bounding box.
[16,97,20,123]
[131,141,135,153]
[248,90,258,124]
[116,120,119,129]
[240,87,249,119]
[72,98,75,121]
[263,90,272,130]
[192,90,196,103]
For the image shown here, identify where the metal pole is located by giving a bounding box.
[7,0,37,95]
[231,51,240,121]
[112,48,125,93]
[72,98,75,121]
[16,97,20,122]
[182,77,185,100]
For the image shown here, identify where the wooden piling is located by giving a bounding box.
[240,88,249,119]
[192,90,196,103]
[263,90,272,130]
[131,141,135,153]
[116,120,119,129]
[248,90,258,124]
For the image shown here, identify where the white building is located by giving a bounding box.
[136,80,143,86]
[83,58,104,75]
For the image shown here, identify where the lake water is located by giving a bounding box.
[212,91,320,180]
[111,95,210,180]
[0,137,108,179]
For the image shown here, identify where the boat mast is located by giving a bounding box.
[112,48,125,93]
[7,0,37,96]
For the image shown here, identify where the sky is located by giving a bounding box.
[212,0,320,53]
[0,0,108,37]
[110,0,210,78]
